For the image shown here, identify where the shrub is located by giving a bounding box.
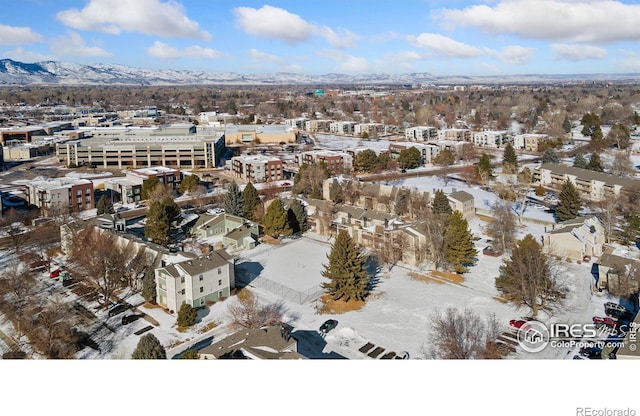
[177,303,197,327]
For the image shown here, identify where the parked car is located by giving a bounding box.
[121,314,137,325]
[108,303,129,317]
[509,319,529,329]
[593,316,617,328]
[319,319,338,334]
[49,268,61,279]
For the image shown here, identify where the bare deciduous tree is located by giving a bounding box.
[227,289,283,330]
[423,307,502,359]
[416,211,448,270]
[0,265,36,337]
[485,201,517,254]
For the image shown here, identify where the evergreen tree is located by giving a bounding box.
[288,199,308,234]
[477,153,493,183]
[180,350,200,359]
[556,179,581,221]
[142,267,157,303]
[177,303,197,327]
[131,333,166,359]
[224,181,244,217]
[394,189,409,216]
[562,116,572,133]
[376,153,392,171]
[495,234,554,318]
[329,180,344,203]
[397,147,422,169]
[586,153,604,172]
[96,194,113,215]
[321,231,370,302]
[144,197,179,246]
[179,175,201,194]
[443,211,478,273]
[263,199,292,238]
[354,149,378,172]
[432,189,452,215]
[502,143,518,174]
[242,182,260,220]
[590,125,607,151]
[141,177,160,200]
[573,153,587,169]
[541,148,559,164]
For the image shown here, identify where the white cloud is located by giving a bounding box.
[233,5,359,48]
[147,41,223,59]
[321,27,360,49]
[439,0,640,43]
[233,5,316,44]
[249,48,282,64]
[0,24,43,45]
[618,50,640,71]
[550,43,607,61]
[484,45,535,64]
[316,50,371,73]
[50,31,112,57]
[408,33,483,58]
[56,0,211,41]
[3,47,51,62]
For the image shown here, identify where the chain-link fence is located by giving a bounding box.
[235,267,324,305]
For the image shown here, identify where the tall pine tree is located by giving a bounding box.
[287,199,308,234]
[263,199,292,238]
[502,143,518,174]
[242,182,260,220]
[573,153,587,169]
[586,153,604,172]
[477,153,493,183]
[432,189,452,215]
[132,333,166,359]
[321,231,370,302]
[555,179,581,221]
[444,211,478,273]
[224,181,244,217]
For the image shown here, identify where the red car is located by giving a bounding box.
[49,268,61,279]
[593,316,616,328]
[509,319,529,329]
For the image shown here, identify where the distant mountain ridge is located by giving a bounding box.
[1,58,639,86]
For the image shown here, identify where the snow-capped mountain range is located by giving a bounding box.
[1,58,639,86]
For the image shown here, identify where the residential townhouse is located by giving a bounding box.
[533,163,639,201]
[596,252,640,293]
[303,119,332,133]
[192,213,259,251]
[543,216,605,261]
[447,191,476,221]
[155,249,235,313]
[329,121,357,135]
[354,123,387,137]
[198,324,303,359]
[231,154,284,183]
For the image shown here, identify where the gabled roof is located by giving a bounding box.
[448,190,474,204]
[538,163,640,188]
[174,250,233,276]
[198,325,304,359]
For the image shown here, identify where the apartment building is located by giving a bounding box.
[472,130,511,148]
[405,126,438,141]
[513,133,550,152]
[155,250,235,313]
[388,142,441,164]
[533,163,639,201]
[447,191,476,221]
[231,154,284,183]
[329,121,357,135]
[27,177,94,214]
[438,128,471,142]
[303,120,332,133]
[295,150,353,173]
[224,125,297,145]
[354,123,387,137]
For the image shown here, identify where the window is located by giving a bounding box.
[218,279,222,286]
[180,289,185,295]
[199,274,203,281]
[199,287,204,293]
[218,268,221,275]
[181,276,185,284]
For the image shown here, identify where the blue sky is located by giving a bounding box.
[2,0,640,75]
